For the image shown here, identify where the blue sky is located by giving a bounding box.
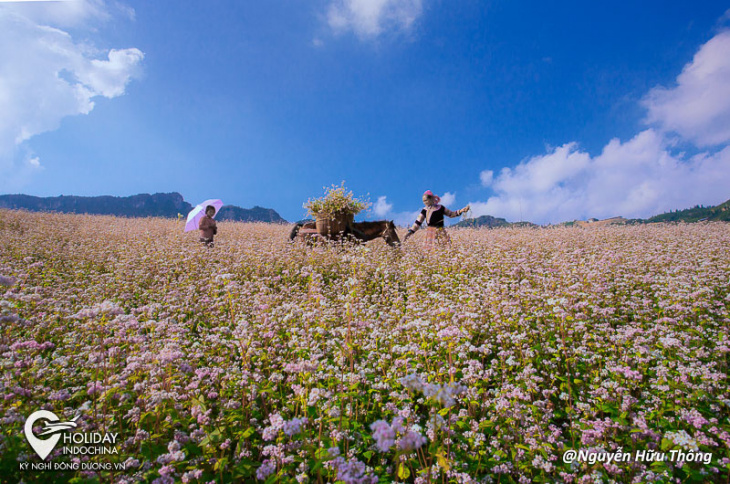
[2,0,730,224]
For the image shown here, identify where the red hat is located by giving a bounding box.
[423,190,440,204]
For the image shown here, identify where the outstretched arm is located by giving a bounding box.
[444,206,470,217]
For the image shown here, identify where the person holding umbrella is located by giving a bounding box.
[185,199,223,247]
[198,205,218,247]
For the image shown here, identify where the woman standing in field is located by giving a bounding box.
[199,205,218,247]
[404,190,469,245]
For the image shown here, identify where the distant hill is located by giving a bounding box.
[454,215,537,228]
[563,216,630,228]
[0,192,193,218]
[216,205,286,223]
[457,198,729,228]
[646,199,730,223]
[0,192,287,223]
[454,215,510,228]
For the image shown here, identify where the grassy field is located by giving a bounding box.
[1,210,729,483]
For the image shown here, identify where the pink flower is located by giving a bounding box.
[0,275,16,287]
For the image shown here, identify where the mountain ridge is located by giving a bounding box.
[0,192,287,223]
[454,198,730,228]
[2,193,727,227]
[644,199,730,223]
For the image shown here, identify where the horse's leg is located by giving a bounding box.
[299,232,320,246]
[288,223,304,241]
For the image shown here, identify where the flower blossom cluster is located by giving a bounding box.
[399,373,467,408]
[370,416,427,452]
[1,210,728,482]
[262,413,308,441]
[326,456,378,484]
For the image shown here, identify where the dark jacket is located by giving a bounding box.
[199,215,217,239]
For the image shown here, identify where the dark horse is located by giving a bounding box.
[289,220,401,247]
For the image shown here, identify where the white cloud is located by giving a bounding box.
[372,195,393,216]
[365,194,419,226]
[326,0,423,38]
[479,170,493,187]
[0,1,143,188]
[643,30,730,147]
[439,191,455,207]
[392,209,422,227]
[471,29,730,224]
[469,129,730,224]
[79,48,144,97]
[3,0,109,28]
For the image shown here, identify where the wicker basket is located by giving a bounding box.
[315,211,354,236]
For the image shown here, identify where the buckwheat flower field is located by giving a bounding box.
[1,210,729,484]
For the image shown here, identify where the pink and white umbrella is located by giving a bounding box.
[184,199,223,233]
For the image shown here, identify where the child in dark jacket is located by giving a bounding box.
[404,190,469,245]
[199,205,218,246]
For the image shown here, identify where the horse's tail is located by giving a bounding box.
[288,223,304,242]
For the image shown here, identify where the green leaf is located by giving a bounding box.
[315,448,330,460]
[661,438,673,451]
[214,457,229,471]
[435,450,451,471]
[479,420,494,430]
[397,463,411,479]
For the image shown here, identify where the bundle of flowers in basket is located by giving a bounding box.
[304,183,370,236]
